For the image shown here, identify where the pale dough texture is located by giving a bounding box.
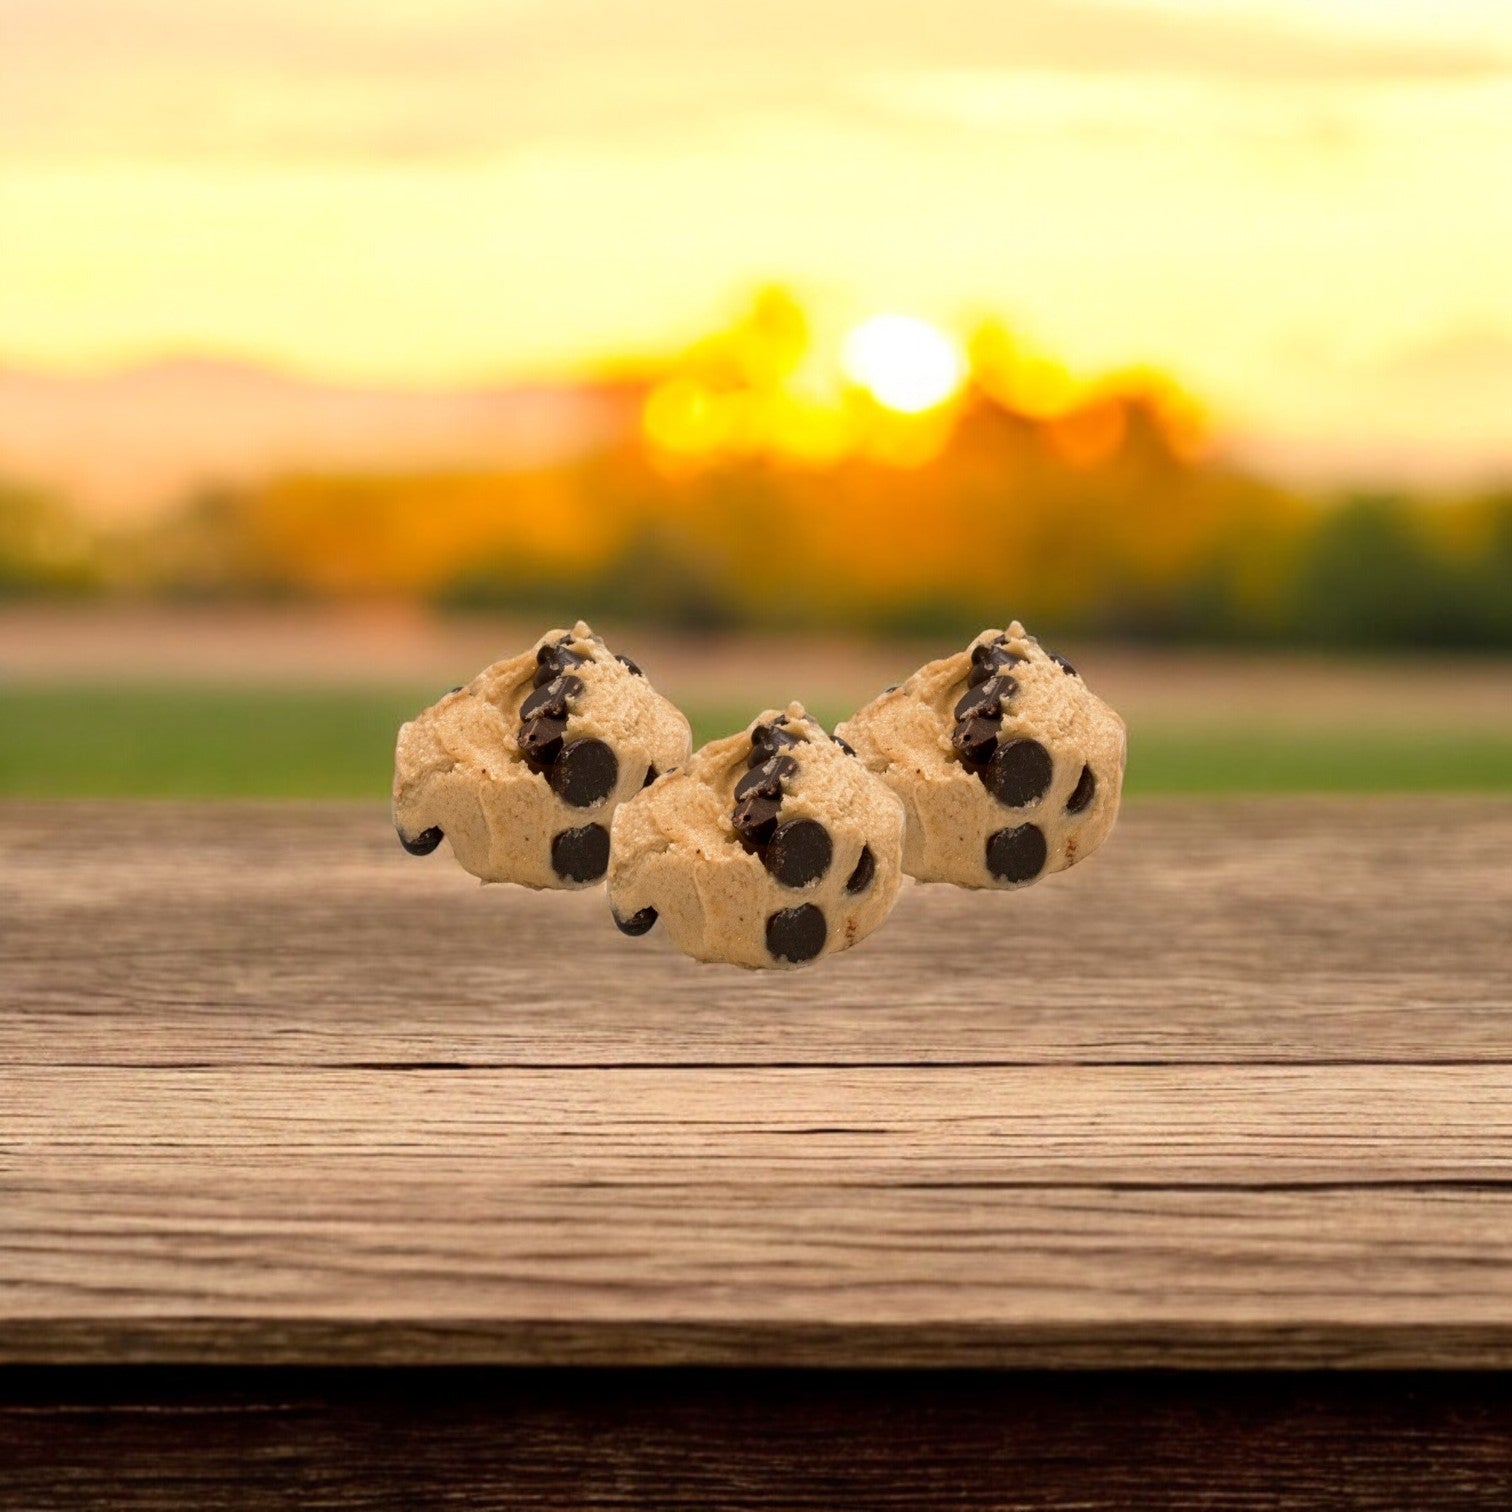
[393,622,692,889]
[607,704,906,969]
[836,624,1126,889]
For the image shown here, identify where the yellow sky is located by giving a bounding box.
[4,0,1512,474]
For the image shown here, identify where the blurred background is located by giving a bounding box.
[2,0,1509,798]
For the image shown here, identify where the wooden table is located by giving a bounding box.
[3,799,1510,1507]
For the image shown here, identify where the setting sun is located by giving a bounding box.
[842,316,966,415]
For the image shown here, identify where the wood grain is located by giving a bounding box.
[2,799,1510,1368]
[3,799,1508,1068]
[4,1369,1512,1511]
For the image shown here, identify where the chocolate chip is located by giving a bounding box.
[396,825,443,856]
[516,714,566,772]
[766,903,827,964]
[616,653,643,676]
[748,722,802,766]
[951,714,1000,768]
[520,673,583,721]
[986,823,1047,883]
[765,818,833,888]
[1066,762,1096,813]
[954,674,1016,722]
[550,737,619,808]
[533,643,588,687]
[844,844,876,894]
[643,764,659,787]
[832,734,857,757]
[732,792,781,852]
[986,737,1053,808]
[550,823,610,882]
[1049,651,1078,677]
[735,753,797,801]
[613,905,658,936]
[968,642,1025,687]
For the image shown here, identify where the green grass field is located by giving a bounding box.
[2,684,1509,798]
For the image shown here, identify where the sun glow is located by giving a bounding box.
[842,315,967,414]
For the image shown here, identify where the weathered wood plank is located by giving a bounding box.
[2,800,1509,1067]
[3,1369,1511,1510]
[3,798,1510,1369]
[9,1064,1512,1183]
[5,1181,1512,1367]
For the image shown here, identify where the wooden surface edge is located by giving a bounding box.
[4,1365,1512,1510]
[6,1319,1512,1370]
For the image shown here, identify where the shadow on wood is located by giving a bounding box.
[2,1368,1511,1511]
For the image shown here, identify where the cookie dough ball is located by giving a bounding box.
[393,622,692,889]
[607,704,905,969]
[836,624,1126,890]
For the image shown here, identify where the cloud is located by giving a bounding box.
[5,0,1509,162]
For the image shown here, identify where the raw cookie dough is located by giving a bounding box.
[607,703,905,968]
[836,624,1126,890]
[393,622,692,889]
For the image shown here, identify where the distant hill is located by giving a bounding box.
[0,358,640,519]
[3,333,1510,522]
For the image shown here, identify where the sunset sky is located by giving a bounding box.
[4,0,1512,477]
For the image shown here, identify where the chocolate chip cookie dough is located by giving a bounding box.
[607,704,905,968]
[393,622,692,889]
[836,625,1126,890]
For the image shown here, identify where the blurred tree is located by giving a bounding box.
[1290,494,1471,648]
[64,289,1512,651]
[0,482,97,596]
[1456,492,1512,648]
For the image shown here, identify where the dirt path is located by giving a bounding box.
[4,604,1510,731]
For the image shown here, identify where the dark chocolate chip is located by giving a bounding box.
[765,903,827,964]
[951,714,1000,768]
[533,643,588,687]
[396,825,443,856]
[643,764,659,788]
[764,818,833,888]
[844,844,876,895]
[1066,762,1096,814]
[516,714,566,772]
[986,737,1053,808]
[550,737,619,808]
[832,733,857,757]
[954,674,1016,722]
[520,673,583,721]
[732,793,782,852]
[550,823,610,882]
[748,722,802,766]
[613,905,658,936]
[986,823,1048,884]
[968,641,1025,687]
[1049,651,1078,677]
[735,753,797,801]
[616,652,644,676]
